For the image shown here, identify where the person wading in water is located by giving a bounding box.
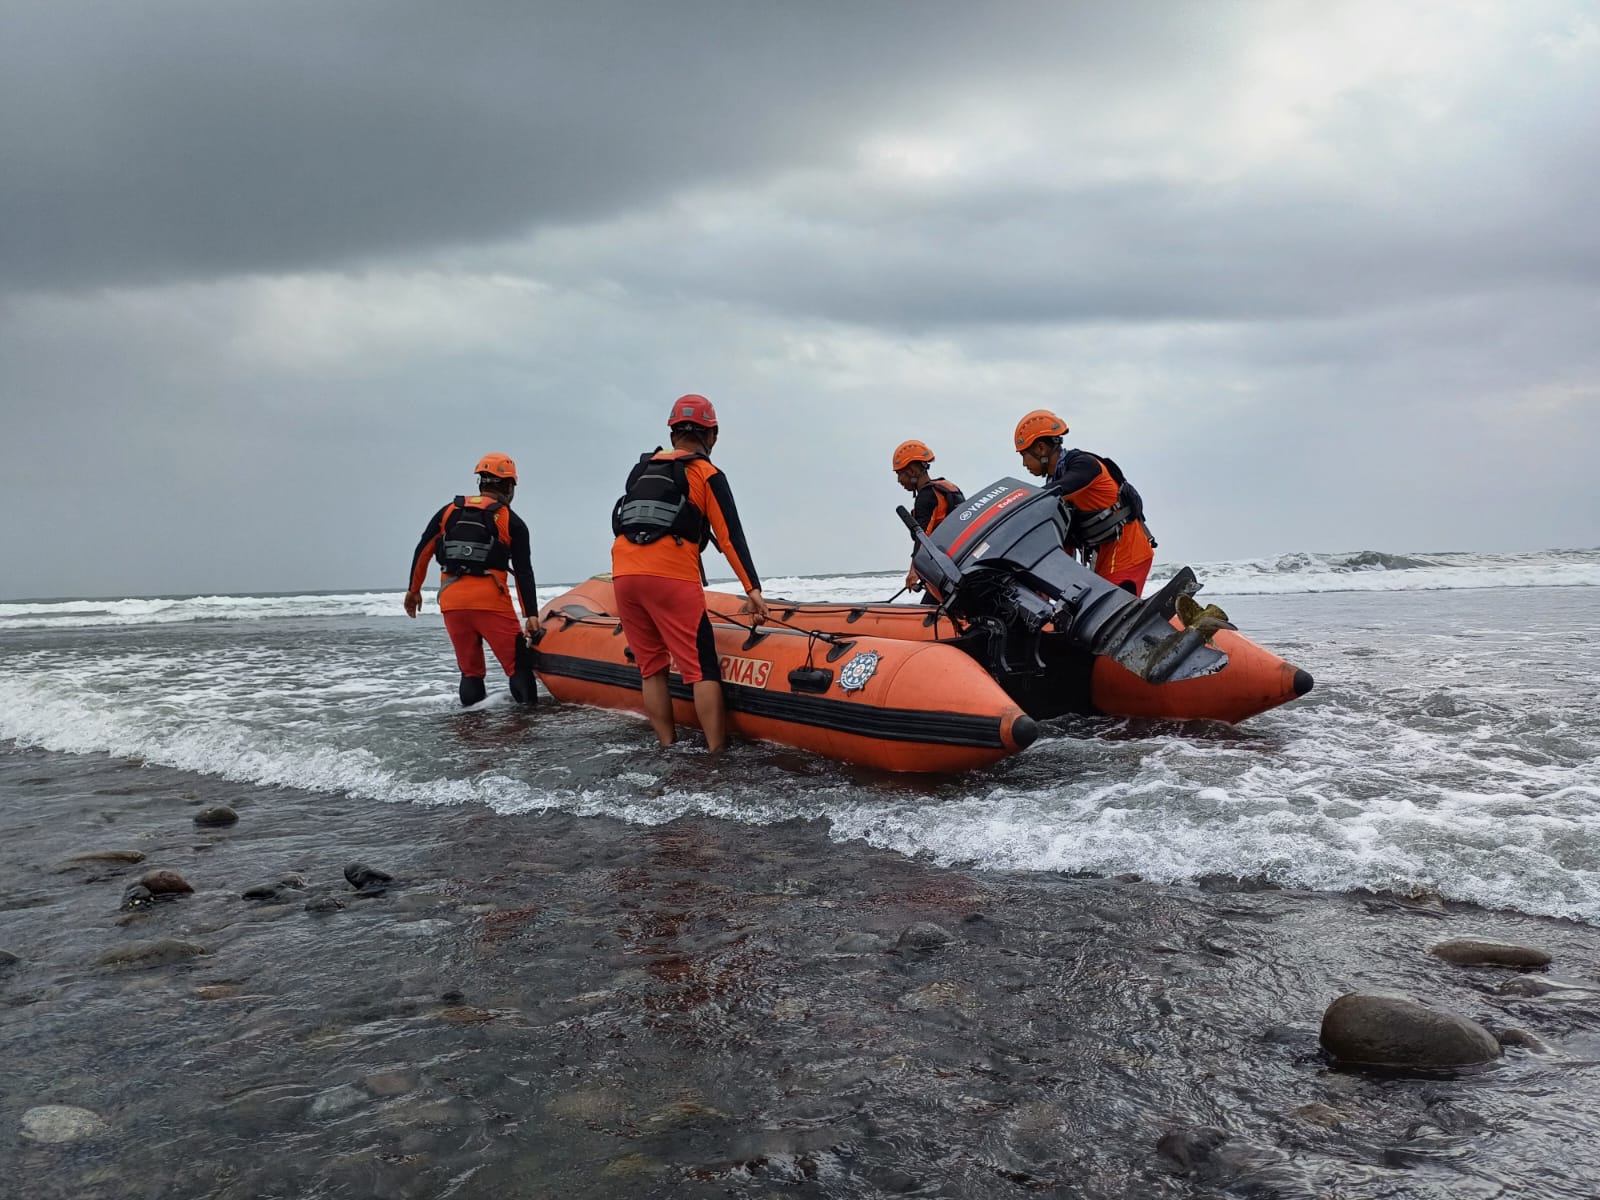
[610,394,769,751]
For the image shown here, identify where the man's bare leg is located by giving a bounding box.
[692,680,729,752]
[640,671,676,747]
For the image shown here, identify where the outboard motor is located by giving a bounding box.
[898,478,1227,686]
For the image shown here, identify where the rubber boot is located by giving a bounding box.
[508,638,539,706]
[458,675,487,707]
[508,670,537,705]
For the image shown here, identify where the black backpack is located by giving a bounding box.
[435,498,510,575]
[611,451,708,545]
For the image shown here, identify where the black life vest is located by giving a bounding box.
[435,496,511,575]
[611,450,709,546]
[1066,453,1157,551]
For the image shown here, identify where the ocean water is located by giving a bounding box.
[4,548,1598,922]
[6,548,1600,1199]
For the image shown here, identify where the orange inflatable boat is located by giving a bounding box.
[707,593,1309,725]
[535,578,1038,773]
[536,476,1312,770]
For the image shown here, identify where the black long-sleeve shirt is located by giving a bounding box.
[409,500,538,616]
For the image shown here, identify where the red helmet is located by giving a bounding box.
[892,440,935,472]
[668,394,718,429]
[474,453,517,481]
[1013,409,1069,452]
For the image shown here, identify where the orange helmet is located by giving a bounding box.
[892,440,935,472]
[668,394,718,429]
[1013,409,1069,452]
[474,453,517,481]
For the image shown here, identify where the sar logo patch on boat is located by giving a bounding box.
[838,651,880,692]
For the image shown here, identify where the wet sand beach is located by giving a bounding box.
[6,745,1600,1199]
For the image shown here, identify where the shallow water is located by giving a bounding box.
[5,748,1600,1199]
[3,583,1598,920]
[4,571,1600,1196]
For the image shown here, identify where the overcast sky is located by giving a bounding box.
[2,0,1597,600]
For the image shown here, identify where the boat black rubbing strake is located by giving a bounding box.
[534,651,1033,750]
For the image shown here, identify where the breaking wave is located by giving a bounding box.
[1186,547,1600,595]
[3,580,1598,924]
[3,547,1597,630]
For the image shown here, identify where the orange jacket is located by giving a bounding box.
[1051,452,1154,583]
[408,497,537,615]
[611,452,761,592]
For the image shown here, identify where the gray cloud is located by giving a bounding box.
[0,1,1224,292]
[510,106,1600,329]
[2,1,1597,600]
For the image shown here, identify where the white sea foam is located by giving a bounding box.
[6,548,1596,630]
[3,580,1598,924]
[0,586,570,631]
[1180,548,1600,597]
[725,547,1600,601]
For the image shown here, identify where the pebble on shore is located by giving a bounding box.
[20,1105,109,1144]
[1496,975,1593,998]
[242,872,308,901]
[307,1085,366,1120]
[1156,1125,1229,1171]
[896,921,955,950]
[344,863,393,891]
[137,870,194,897]
[1430,937,1552,969]
[95,939,210,968]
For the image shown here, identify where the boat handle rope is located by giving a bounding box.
[554,599,852,649]
[556,599,961,645]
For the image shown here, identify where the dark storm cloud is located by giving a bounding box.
[0,0,1222,293]
[2,1,1598,601]
[514,103,1600,329]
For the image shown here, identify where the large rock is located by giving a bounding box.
[1430,937,1551,969]
[21,1105,109,1143]
[1320,991,1501,1069]
[193,806,239,828]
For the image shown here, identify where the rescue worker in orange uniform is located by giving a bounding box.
[892,439,965,597]
[404,454,541,706]
[611,395,769,752]
[1013,410,1156,595]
